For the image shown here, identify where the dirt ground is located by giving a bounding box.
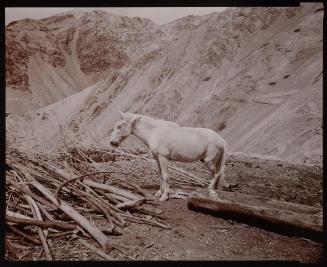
[113,154,323,262]
[12,149,323,262]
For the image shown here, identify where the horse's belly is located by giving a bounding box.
[169,144,205,162]
[150,127,209,162]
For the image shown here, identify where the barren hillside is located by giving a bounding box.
[6,4,323,164]
[6,10,163,112]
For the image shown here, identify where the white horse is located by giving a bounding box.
[110,112,230,201]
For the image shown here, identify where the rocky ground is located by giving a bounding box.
[7,143,323,262]
[108,154,323,262]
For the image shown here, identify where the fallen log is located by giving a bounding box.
[216,191,322,215]
[187,196,323,240]
[116,198,145,209]
[106,193,131,203]
[6,216,77,230]
[101,193,121,205]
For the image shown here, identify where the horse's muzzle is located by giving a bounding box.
[110,141,119,147]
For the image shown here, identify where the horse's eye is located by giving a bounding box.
[117,125,121,129]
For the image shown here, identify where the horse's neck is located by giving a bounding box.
[132,117,157,146]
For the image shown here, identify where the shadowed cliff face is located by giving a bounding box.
[6,4,323,164]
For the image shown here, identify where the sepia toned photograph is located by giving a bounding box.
[5,3,323,262]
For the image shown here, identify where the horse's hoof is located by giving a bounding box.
[222,185,231,191]
[154,190,163,197]
[209,190,218,199]
[209,191,224,201]
[223,183,238,191]
[159,195,169,201]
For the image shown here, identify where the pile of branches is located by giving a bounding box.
[82,144,210,188]
[5,145,172,260]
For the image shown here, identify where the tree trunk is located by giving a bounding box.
[187,196,322,240]
[216,191,322,215]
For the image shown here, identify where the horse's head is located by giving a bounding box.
[110,112,139,147]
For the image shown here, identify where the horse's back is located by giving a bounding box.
[149,125,225,161]
[181,127,226,146]
[152,125,225,145]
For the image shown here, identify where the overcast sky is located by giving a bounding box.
[5,7,227,26]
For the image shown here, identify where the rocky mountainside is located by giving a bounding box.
[6,4,323,164]
[6,9,163,112]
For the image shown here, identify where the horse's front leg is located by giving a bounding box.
[155,160,163,197]
[157,155,170,201]
[208,176,218,193]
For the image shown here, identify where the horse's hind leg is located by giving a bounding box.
[207,160,220,198]
[157,155,170,201]
[206,147,228,198]
[214,148,230,191]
